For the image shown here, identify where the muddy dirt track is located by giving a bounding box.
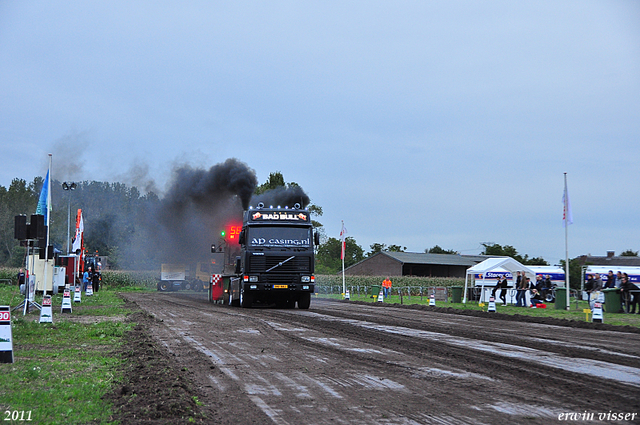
[117,291,640,424]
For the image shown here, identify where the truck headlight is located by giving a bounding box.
[301,276,311,283]
[249,276,258,283]
[249,284,258,290]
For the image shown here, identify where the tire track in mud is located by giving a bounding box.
[124,292,640,424]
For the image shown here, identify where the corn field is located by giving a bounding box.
[102,270,158,289]
[315,275,465,297]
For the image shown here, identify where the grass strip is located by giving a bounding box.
[0,285,133,425]
[318,293,640,328]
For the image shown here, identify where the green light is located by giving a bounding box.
[221,230,226,237]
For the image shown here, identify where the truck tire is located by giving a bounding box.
[231,291,240,307]
[158,281,169,292]
[240,290,252,308]
[298,293,311,309]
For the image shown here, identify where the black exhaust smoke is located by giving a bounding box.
[151,158,258,263]
[250,185,310,209]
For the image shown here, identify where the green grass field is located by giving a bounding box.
[0,284,139,425]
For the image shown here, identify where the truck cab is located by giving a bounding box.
[228,203,319,309]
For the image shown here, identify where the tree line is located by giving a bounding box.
[2,175,636,281]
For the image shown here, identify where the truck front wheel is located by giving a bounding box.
[158,281,169,292]
[298,293,311,309]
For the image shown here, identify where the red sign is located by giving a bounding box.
[0,311,10,322]
[225,223,242,244]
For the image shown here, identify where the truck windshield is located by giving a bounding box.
[247,226,311,248]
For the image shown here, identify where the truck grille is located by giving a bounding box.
[265,275,296,284]
[248,255,310,273]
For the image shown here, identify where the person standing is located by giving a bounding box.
[535,275,543,292]
[82,267,91,292]
[17,268,25,286]
[382,277,392,298]
[589,273,604,308]
[491,276,501,298]
[605,270,616,289]
[620,274,639,314]
[515,272,527,307]
[499,275,509,306]
[585,274,594,303]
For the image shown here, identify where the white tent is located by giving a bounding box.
[463,257,537,303]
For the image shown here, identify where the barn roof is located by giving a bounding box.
[348,251,490,269]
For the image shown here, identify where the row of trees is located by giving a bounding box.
[1,174,637,282]
[0,177,159,268]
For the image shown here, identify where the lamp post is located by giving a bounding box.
[62,182,77,254]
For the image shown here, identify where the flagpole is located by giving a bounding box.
[43,154,52,300]
[341,221,346,297]
[564,172,570,310]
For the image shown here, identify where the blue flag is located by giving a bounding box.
[35,169,51,224]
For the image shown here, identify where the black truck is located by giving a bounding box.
[227,203,319,309]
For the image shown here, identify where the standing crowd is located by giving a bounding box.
[491,271,555,308]
[586,271,639,314]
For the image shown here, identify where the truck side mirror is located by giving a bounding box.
[314,232,320,246]
[235,257,242,275]
[238,229,245,245]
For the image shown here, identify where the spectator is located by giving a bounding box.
[515,273,528,307]
[540,275,554,302]
[529,289,545,307]
[585,274,594,303]
[605,270,616,289]
[491,276,501,298]
[17,268,25,286]
[498,275,509,306]
[535,275,543,292]
[589,273,604,308]
[615,271,624,289]
[382,277,392,298]
[620,274,639,314]
[82,267,92,292]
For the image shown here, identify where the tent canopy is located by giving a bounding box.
[463,257,537,303]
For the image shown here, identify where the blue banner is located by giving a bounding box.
[35,170,50,223]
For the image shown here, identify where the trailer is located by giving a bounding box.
[157,261,220,292]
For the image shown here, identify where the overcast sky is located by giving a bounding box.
[1,1,639,264]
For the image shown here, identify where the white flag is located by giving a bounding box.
[562,179,573,226]
[72,210,84,252]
